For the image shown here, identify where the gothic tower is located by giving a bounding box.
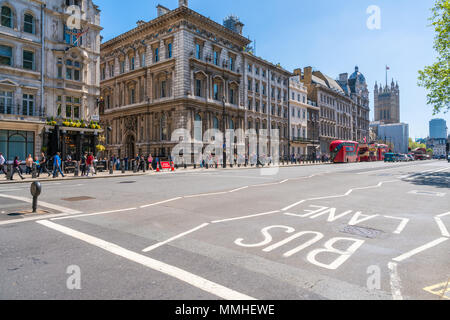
[374,79,400,124]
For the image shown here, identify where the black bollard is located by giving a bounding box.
[30,182,42,213]
[109,161,114,174]
[74,162,79,177]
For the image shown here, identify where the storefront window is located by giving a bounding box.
[0,130,34,161]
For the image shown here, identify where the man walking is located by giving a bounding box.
[53,152,65,178]
[11,156,25,180]
[38,152,51,177]
[0,152,7,177]
[80,153,87,176]
[86,152,95,176]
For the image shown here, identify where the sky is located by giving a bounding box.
[95,0,449,139]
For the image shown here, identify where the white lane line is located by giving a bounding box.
[142,223,210,252]
[388,262,403,300]
[0,213,70,226]
[36,220,255,300]
[184,192,228,198]
[280,180,398,212]
[51,208,137,221]
[229,186,249,193]
[140,197,182,208]
[356,164,416,175]
[211,210,280,224]
[384,216,410,234]
[393,237,449,262]
[435,212,450,238]
[0,193,81,214]
[0,188,22,192]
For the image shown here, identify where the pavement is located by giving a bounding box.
[0,160,449,300]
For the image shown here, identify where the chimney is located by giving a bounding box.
[304,66,312,85]
[157,5,170,17]
[293,68,302,76]
[179,0,188,7]
[235,21,244,35]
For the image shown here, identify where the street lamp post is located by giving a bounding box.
[222,95,227,168]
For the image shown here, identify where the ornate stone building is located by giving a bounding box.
[299,66,353,155]
[0,0,101,161]
[289,75,309,157]
[100,1,291,161]
[374,79,400,125]
[338,66,370,142]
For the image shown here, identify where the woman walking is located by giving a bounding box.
[10,156,25,180]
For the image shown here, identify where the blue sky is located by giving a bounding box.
[95,0,449,139]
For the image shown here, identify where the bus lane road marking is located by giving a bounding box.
[36,220,255,300]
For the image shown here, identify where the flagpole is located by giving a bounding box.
[385,65,388,87]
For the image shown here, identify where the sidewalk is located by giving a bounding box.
[0,161,332,185]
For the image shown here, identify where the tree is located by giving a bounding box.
[409,138,426,150]
[418,0,450,114]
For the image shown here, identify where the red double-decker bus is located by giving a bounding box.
[377,144,390,161]
[359,143,370,162]
[330,140,359,163]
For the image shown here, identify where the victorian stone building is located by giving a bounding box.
[100,1,291,161]
[298,66,353,155]
[288,75,309,157]
[337,66,370,142]
[0,0,102,161]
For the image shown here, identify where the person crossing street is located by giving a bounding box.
[38,152,51,177]
[52,152,65,178]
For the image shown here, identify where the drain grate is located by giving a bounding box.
[340,225,385,239]
[62,196,96,202]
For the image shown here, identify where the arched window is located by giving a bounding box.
[1,6,12,28]
[194,114,202,142]
[24,13,34,34]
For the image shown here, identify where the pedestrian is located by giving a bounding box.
[148,154,153,171]
[25,154,33,175]
[11,156,25,180]
[52,152,65,178]
[0,152,7,176]
[34,156,40,174]
[38,152,51,177]
[80,153,87,176]
[86,152,95,176]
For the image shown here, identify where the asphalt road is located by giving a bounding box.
[0,160,449,300]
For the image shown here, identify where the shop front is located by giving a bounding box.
[44,125,101,161]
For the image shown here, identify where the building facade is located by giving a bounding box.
[0,0,102,161]
[289,75,309,157]
[429,118,447,139]
[337,66,370,142]
[299,66,353,155]
[376,122,409,154]
[100,1,291,162]
[374,79,400,124]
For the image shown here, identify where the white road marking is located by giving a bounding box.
[229,186,249,193]
[435,212,450,238]
[211,210,280,224]
[36,220,255,300]
[388,262,403,300]
[280,181,398,212]
[142,223,210,252]
[140,197,182,208]
[393,237,449,262]
[51,208,137,221]
[383,216,410,234]
[0,213,70,226]
[0,193,81,214]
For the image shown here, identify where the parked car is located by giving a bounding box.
[398,154,409,162]
[407,154,415,161]
[384,153,397,162]
[448,154,450,163]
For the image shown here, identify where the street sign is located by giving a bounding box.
[161,162,171,170]
[91,115,100,121]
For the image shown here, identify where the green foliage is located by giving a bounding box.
[418,0,450,114]
[409,138,426,150]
